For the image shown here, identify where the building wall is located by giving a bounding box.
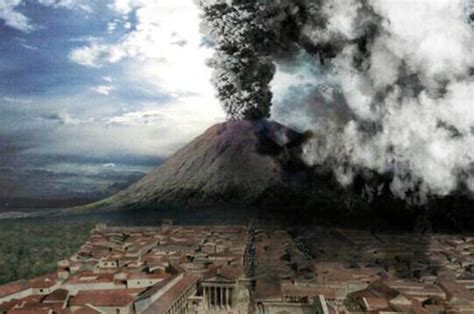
[0,288,33,305]
[32,282,61,295]
[96,304,133,314]
[62,282,117,294]
[127,278,163,289]
[257,302,315,314]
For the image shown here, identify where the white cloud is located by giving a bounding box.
[107,21,117,33]
[0,0,91,32]
[301,0,474,198]
[368,0,474,88]
[108,0,134,15]
[37,0,91,11]
[0,0,34,32]
[69,0,225,152]
[70,1,216,93]
[3,96,32,104]
[32,99,223,159]
[92,85,115,95]
[69,43,125,67]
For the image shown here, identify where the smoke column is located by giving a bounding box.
[198,0,474,201]
[197,0,276,120]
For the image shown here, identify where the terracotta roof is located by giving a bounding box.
[70,290,134,307]
[362,296,389,310]
[8,303,65,314]
[135,277,176,301]
[7,309,51,314]
[437,278,474,302]
[64,271,114,285]
[125,272,171,280]
[143,275,198,314]
[1,295,43,312]
[29,274,58,289]
[218,265,243,280]
[41,289,69,303]
[0,280,30,298]
[71,305,101,314]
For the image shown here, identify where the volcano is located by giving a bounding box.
[72,119,474,231]
[87,120,314,210]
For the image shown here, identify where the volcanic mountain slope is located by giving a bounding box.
[88,120,313,210]
[72,119,474,231]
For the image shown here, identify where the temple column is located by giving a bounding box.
[213,287,217,306]
[203,286,207,307]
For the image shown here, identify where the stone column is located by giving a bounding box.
[214,287,217,306]
[203,286,207,308]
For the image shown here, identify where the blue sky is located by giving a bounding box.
[0,0,225,200]
[0,0,309,201]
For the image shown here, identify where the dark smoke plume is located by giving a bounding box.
[198,0,276,120]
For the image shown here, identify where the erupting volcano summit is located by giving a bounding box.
[89,120,312,210]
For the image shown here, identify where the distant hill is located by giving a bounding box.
[0,197,97,211]
[80,120,314,210]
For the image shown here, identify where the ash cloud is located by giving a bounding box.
[198,0,474,201]
[197,0,276,120]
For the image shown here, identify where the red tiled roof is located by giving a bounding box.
[41,289,69,303]
[0,280,30,298]
[437,278,474,302]
[143,275,198,314]
[70,290,134,307]
[8,302,64,314]
[71,305,101,314]
[8,309,50,314]
[125,272,171,280]
[64,271,114,285]
[1,295,43,312]
[363,296,389,310]
[135,277,176,301]
[29,274,58,289]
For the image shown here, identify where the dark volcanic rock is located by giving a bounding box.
[94,120,313,209]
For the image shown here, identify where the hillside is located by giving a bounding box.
[82,120,313,210]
